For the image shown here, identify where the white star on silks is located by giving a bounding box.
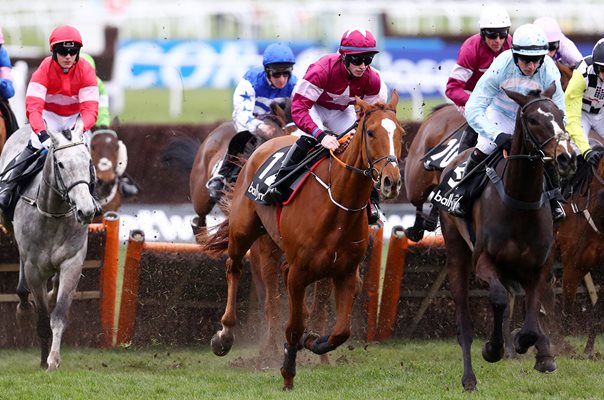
[326,87,354,106]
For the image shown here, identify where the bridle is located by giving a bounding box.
[506,97,560,163]
[39,141,93,217]
[330,106,399,184]
[315,106,399,212]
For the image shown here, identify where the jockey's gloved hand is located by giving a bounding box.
[320,131,339,151]
[494,133,512,152]
[585,149,603,166]
[38,130,51,149]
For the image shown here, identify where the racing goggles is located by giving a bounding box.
[483,29,509,40]
[548,41,560,52]
[268,69,292,78]
[517,54,545,65]
[54,42,81,56]
[346,53,374,66]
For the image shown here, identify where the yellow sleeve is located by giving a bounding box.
[564,69,591,154]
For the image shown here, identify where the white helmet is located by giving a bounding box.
[479,5,511,29]
[512,24,549,56]
[533,17,562,43]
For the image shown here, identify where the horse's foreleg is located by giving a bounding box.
[15,260,33,329]
[281,273,307,391]
[306,279,332,364]
[47,266,82,372]
[475,254,506,363]
[211,255,244,357]
[583,282,604,356]
[28,280,51,370]
[521,266,557,373]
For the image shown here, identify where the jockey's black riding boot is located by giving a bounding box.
[119,173,140,199]
[368,187,383,225]
[207,152,234,202]
[0,144,38,213]
[458,126,478,153]
[263,136,316,204]
[544,163,566,222]
[449,149,487,218]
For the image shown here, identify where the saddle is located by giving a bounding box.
[430,151,502,213]
[246,145,327,205]
[421,123,467,171]
[5,153,46,220]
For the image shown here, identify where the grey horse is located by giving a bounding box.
[0,120,100,371]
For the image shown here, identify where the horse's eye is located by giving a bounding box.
[367,130,375,138]
[527,117,538,125]
[57,162,65,169]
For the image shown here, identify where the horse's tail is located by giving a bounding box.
[197,219,230,258]
[196,183,234,257]
[160,136,201,171]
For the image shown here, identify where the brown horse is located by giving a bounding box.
[404,61,575,243]
[439,85,568,390]
[90,129,122,214]
[199,91,404,389]
[557,147,604,355]
[404,104,465,241]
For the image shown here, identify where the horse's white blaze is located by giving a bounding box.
[97,157,113,172]
[539,107,572,156]
[381,118,397,165]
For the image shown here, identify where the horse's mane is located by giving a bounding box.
[564,144,604,199]
[430,103,452,114]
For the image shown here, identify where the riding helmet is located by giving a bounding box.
[49,25,83,51]
[339,28,379,55]
[478,5,511,29]
[263,43,295,67]
[511,24,549,56]
[592,38,604,68]
[533,17,563,43]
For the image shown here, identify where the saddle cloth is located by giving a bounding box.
[245,145,325,205]
[421,125,466,171]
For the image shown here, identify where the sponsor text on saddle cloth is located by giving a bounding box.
[421,126,465,170]
[246,145,326,205]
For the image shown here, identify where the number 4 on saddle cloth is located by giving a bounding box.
[246,145,327,205]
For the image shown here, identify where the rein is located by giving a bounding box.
[569,164,604,234]
[38,141,92,218]
[322,106,398,212]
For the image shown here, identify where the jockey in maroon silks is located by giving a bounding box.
[445,5,512,153]
[263,28,388,224]
[0,25,99,214]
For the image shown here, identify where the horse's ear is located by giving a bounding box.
[503,88,527,106]
[356,96,371,114]
[543,81,557,99]
[389,90,399,108]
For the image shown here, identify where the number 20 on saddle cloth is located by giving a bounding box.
[246,144,327,206]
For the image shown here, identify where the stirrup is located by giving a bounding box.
[262,185,284,204]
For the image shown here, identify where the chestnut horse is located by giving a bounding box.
[199,91,404,389]
[90,129,123,214]
[557,147,604,355]
[439,85,568,390]
[161,100,328,367]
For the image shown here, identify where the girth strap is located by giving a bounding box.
[486,167,557,210]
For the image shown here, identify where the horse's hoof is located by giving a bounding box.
[482,341,504,363]
[534,357,557,373]
[46,351,61,372]
[462,375,477,391]
[513,328,538,354]
[210,331,233,356]
[403,226,424,243]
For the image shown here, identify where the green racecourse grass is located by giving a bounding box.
[119,89,447,124]
[1,338,603,399]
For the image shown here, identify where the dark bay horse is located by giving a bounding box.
[557,148,604,355]
[199,91,404,389]
[90,128,124,214]
[2,120,100,371]
[439,85,569,390]
[404,62,575,243]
